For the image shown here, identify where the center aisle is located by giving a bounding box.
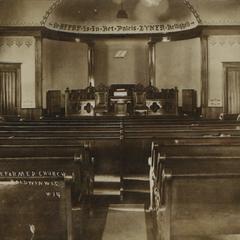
[78,203,156,240]
[102,204,148,240]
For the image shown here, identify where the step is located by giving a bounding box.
[94,175,121,183]
[94,181,121,190]
[122,191,150,205]
[123,174,149,181]
[123,180,149,191]
[93,188,121,196]
[108,204,145,212]
[92,195,121,206]
[123,188,150,194]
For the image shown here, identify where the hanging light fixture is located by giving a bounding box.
[161,36,171,42]
[117,0,128,19]
[93,0,98,14]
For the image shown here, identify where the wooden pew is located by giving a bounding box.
[1,118,240,179]
[0,175,73,240]
[0,143,94,203]
[2,117,240,186]
[0,115,239,127]
[0,121,240,139]
[149,142,240,240]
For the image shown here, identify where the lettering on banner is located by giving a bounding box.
[48,21,197,34]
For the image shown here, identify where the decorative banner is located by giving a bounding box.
[47,21,196,34]
[42,0,202,34]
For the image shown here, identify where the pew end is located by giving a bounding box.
[0,175,74,240]
[150,141,240,240]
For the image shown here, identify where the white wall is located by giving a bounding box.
[208,35,240,107]
[155,38,201,106]
[0,36,36,108]
[43,39,88,108]
[94,39,149,86]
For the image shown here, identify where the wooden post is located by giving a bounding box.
[157,176,172,240]
[35,36,43,110]
[65,88,70,117]
[201,34,209,117]
[88,42,95,87]
[148,41,156,86]
[65,176,73,240]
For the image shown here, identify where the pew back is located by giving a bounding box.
[0,176,73,240]
[150,141,240,240]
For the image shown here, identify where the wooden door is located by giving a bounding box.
[0,64,21,116]
[226,68,240,114]
[224,63,240,114]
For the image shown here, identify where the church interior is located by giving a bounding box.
[1,0,240,239]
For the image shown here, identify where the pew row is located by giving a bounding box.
[0,118,240,140]
[149,142,240,240]
[0,144,94,203]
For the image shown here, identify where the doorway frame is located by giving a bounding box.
[223,62,240,114]
[0,62,21,115]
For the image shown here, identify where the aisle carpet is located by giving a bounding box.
[102,204,147,240]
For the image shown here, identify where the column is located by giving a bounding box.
[35,36,43,109]
[88,42,95,87]
[201,34,209,117]
[148,41,156,86]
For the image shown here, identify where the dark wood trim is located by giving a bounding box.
[201,34,208,117]
[65,179,73,240]
[1,25,240,41]
[159,177,172,240]
[35,36,43,108]
[201,26,240,36]
[16,67,21,114]
[41,26,202,42]
[0,63,21,69]
[0,27,43,37]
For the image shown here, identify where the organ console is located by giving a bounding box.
[64,84,179,117]
[109,84,135,116]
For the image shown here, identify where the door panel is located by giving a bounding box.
[226,67,240,114]
[0,64,20,116]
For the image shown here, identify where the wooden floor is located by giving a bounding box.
[73,196,156,240]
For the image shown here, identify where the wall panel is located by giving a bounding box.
[155,38,201,107]
[42,39,88,108]
[0,37,35,108]
[94,39,149,86]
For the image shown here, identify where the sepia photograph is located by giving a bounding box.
[0,0,240,239]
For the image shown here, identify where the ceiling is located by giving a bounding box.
[0,0,240,34]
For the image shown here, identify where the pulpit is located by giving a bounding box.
[109,84,134,116]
